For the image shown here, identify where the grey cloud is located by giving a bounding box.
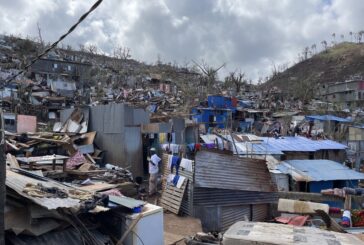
[0,0,363,80]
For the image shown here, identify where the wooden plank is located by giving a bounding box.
[6,154,20,169]
[160,153,195,214]
[78,182,117,192]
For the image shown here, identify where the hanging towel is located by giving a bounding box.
[176,176,186,188]
[167,174,175,185]
[187,143,195,152]
[216,137,224,150]
[161,144,170,152]
[170,144,180,154]
[180,158,193,172]
[167,154,173,169]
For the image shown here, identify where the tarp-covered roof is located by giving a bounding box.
[277,160,364,182]
[305,115,352,123]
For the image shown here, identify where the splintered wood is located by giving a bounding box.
[160,153,188,214]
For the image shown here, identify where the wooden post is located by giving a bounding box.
[63,159,67,172]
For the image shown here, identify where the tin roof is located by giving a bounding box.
[259,136,347,152]
[277,160,364,182]
[195,150,276,192]
[6,170,83,210]
[232,136,346,155]
[305,115,352,123]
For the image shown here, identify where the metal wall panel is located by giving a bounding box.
[252,204,269,221]
[125,126,143,176]
[194,206,219,232]
[193,187,278,206]
[221,205,251,231]
[195,150,276,192]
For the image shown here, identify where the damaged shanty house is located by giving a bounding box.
[159,146,278,232]
[29,55,92,96]
[60,103,150,177]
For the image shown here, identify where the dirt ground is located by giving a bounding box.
[146,193,202,244]
[164,212,202,245]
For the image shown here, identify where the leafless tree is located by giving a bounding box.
[332,33,336,44]
[321,40,328,51]
[79,44,86,52]
[86,44,98,54]
[311,44,317,54]
[113,45,131,60]
[36,22,44,48]
[271,61,279,76]
[224,70,246,93]
[358,31,364,43]
[192,59,225,94]
[303,47,310,60]
[349,31,353,42]
[340,34,345,42]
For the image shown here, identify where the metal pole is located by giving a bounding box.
[0,109,5,245]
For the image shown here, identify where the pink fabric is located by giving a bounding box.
[101,189,123,197]
[17,115,37,133]
[66,151,86,169]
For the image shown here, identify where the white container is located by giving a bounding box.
[122,203,164,245]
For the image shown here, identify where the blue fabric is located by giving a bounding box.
[172,175,180,186]
[171,156,180,175]
[187,143,195,152]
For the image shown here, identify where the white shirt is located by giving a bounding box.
[149,154,161,174]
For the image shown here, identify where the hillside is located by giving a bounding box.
[263,42,364,101]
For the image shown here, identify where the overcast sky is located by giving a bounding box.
[0,0,363,81]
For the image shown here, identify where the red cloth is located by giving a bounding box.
[275,215,309,226]
[231,97,238,107]
[195,143,201,151]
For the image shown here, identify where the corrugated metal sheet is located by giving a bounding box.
[252,204,268,221]
[221,205,250,231]
[7,227,110,245]
[277,160,364,182]
[260,136,347,152]
[81,104,149,175]
[193,188,278,206]
[6,170,81,210]
[305,115,352,123]
[194,204,271,232]
[194,206,220,232]
[195,150,276,192]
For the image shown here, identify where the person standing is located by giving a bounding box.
[148,148,161,196]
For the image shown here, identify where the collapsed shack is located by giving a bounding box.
[5,167,142,244]
[159,148,278,232]
[3,104,167,244]
[60,104,150,177]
